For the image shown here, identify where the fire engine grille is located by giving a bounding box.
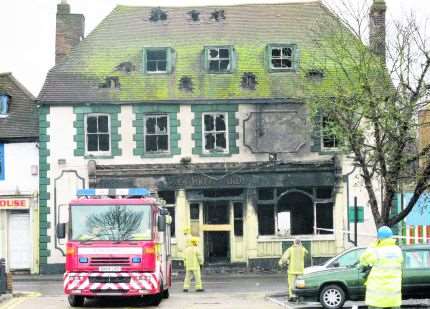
[90,289,129,294]
[89,276,131,284]
[89,257,130,266]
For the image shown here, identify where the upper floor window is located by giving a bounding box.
[0,94,10,117]
[143,48,173,74]
[205,46,235,73]
[267,44,298,72]
[144,114,169,153]
[85,114,111,155]
[203,112,228,153]
[321,115,338,150]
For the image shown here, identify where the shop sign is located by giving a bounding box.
[0,199,29,209]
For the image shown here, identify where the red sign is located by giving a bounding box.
[0,199,29,209]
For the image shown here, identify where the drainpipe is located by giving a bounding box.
[344,164,357,245]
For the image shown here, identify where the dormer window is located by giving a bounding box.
[143,48,174,74]
[0,94,10,117]
[149,8,167,22]
[266,44,299,72]
[204,46,235,73]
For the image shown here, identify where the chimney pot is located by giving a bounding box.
[369,0,387,62]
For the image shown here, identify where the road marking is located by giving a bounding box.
[0,292,41,309]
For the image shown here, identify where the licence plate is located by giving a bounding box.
[98,266,121,272]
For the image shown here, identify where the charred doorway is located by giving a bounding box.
[203,201,230,263]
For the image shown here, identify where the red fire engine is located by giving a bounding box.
[56,188,172,307]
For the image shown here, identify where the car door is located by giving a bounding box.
[402,248,430,298]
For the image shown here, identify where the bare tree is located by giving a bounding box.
[304,0,430,227]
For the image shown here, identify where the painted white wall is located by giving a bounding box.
[0,142,38,195]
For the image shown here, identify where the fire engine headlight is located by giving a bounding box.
[132,257,142,263]
[295,279,306,289]
[79,257,89,263]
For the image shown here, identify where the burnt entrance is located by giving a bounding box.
[277,191,314,235]
[204,231,230,264]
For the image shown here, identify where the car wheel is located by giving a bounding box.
[319,284,346,309]
[68,295,85,307]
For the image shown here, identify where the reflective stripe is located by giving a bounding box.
[373,265,401,271]
[367,289,401,297]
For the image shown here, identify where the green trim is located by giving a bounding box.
[191,104,239,156]
[143,47,175,74]
[39,106,50,266]
[73,105,122,157]
[266,43,299,73]
[133,104,181,157]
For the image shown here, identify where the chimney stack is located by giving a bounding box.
[369,0,387,62]
[55,0,85,64]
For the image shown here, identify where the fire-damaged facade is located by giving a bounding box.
[36,0,367,273]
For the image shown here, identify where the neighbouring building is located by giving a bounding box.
[0,73,39,273]
[37,0,386,273]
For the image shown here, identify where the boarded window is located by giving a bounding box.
[146,49,168,73]
[208,48,231,72]
[86,114,110,153]
[203,113,228,153]
[258,204,275,235]
[144,114,169,152]
[234,202,243,236]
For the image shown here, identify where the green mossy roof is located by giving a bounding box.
[39,1,343,104]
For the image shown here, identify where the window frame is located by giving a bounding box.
[143,47,173,74]
[267,44,298,72]
[201,112,229,154]
[204,46,235,74]
[143,113,170,154]
[0,94,10,117]
[321,115,339,151]
[85,113,111,156]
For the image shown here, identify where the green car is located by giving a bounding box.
[293,244,430,309]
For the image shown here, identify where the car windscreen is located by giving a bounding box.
[329,248,366,268]
[70,204,152,241]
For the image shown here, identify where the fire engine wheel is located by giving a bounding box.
[68,295,85,307]
[319,284,346,309]
[162,288,169,299]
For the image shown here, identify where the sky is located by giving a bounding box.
[0,0,429,96]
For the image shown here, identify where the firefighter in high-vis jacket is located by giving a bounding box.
[183,237,204,292]
[278,239,308,301]
[359,226,403,309]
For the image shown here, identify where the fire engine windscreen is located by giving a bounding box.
[71,205,152,241]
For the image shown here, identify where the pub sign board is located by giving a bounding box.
[0,199,29,209]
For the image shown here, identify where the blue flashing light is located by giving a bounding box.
[77,189,96,196]
[131,257,142,263]
[128,188,151,197]
[76,188,151,197]
[79,257,89,263]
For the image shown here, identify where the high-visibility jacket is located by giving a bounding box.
[359,238,403,308]
[279,244,308,275]
[183,244,203,271]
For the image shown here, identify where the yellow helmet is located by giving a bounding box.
[191,237,199,246]
[183,227,191,235]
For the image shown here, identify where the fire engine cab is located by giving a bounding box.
[56,188,172,307]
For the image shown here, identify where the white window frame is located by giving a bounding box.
[145,48,169,74]
[143,114,170,153]
[202,112,229,154]
[270,46,294,70]
[321,115,338,150]
[85,113,111,156]
[207,47,232,73]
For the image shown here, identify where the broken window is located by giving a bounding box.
[86,114,110,154]
[234,202,243,236]
[144,114,169,153]
[99,76,120,89]
[204,201,229,224]
[258,204,275,235]
[207,47,231,73]
[210,9,225,21]
[316,202,333,234]
[179,76,193,92]
[321,115,338,149]
[307,69,324,81]
[146,49,168,73]
[188,10,200,21]
[241,72,258,90]
[203,112,228,153]
[114,61,136,73]
[149,7,167,22]
[190,203,200,220]
[269,45,296,70]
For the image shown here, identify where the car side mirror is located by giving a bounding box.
[56,223,66,239]
[332,262,340,268]
[158,215,166,232]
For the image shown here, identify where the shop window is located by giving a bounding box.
[144,114,169,153]
[159,191,176,237]
[258,188,275,201]
[234,202,243,236]
[203,112,228,153]
[258,204,275,235]
[85,114,111,155]
[316,202,334,234]
[203,201,229,224]
[277,191,314,235]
